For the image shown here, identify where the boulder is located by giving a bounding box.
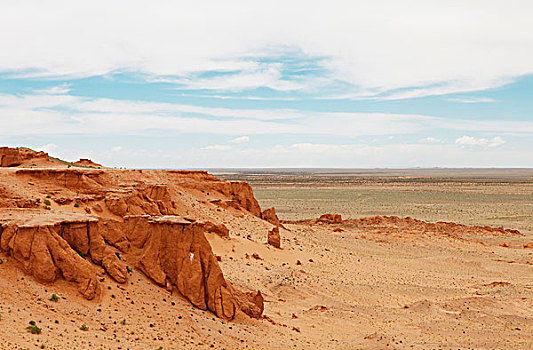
[267,226,281,248]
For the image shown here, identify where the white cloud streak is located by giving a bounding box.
[32,84,72,95]
[1,1,532,97]
[1,93,532,138]
[418,137,441,144]
[455,135,506,147]
[445,97,499,104]
[230,136,250,143]
[201,145,232,151]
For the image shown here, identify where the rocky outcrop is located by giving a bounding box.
[73,158,103,168]
[0,211,102,299]
[267,226,281,248]
[104,188,174,217]
[314,214,342,224]
[0,162,266,321]
[261,207,287,230]
[341,216,522,238]
[0,147,49,167]
[122,215,262,319]
[204,221,230,239]
[15,168,107,194]
[286,214,522,241]
[0,209,263,320]
[175,172,262,217]
[226,181,262,217]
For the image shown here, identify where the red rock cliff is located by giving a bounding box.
[0,165,266,320]
[0,147,50,167]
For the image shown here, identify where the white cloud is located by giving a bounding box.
[487,136,506,147]
[445,97,498,103]
[418,137,441,144]
[230,136,250,143]
[37,143,58,153]
[1,1,532,97]
[455,135,506,147]
[32,84,71,95]
[0,92,532,139]
[0,92,433,137]
[72,97,303,121]
[166,63,307,92]
[201,145,232,151]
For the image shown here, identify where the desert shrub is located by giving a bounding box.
[80,324,89,331]
[49,294,59,302]
[26,325,42,334]
[74,203,79,208]
[43,199,51,206]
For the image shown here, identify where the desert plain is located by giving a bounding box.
[1,150,532,349]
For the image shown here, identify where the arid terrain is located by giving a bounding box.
[1,150,532,349]
[216,168,533,233]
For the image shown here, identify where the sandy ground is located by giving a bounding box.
[1,168,532,349]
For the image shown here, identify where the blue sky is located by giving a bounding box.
[0,1,531,168]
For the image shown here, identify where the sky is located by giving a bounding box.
[0,0,532,168]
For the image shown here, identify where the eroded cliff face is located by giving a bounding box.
[122,215,262,319]
[0,153,269,320]
[0,147,51,167]
[0,211,102,299]
[0,210,262,320]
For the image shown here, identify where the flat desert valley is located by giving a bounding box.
[1,151,532,350]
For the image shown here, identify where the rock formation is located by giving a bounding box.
[286,214,522,244]
[122,215,262,319]
[267,226,281,248]
[261,207,286,229]
[204,221,230,239]
[314,214,342,224]
[341,216,522,238]
[0,211,103,299]
[0,147,265,320]
[73,158,103,168]
[0,147,50,167]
